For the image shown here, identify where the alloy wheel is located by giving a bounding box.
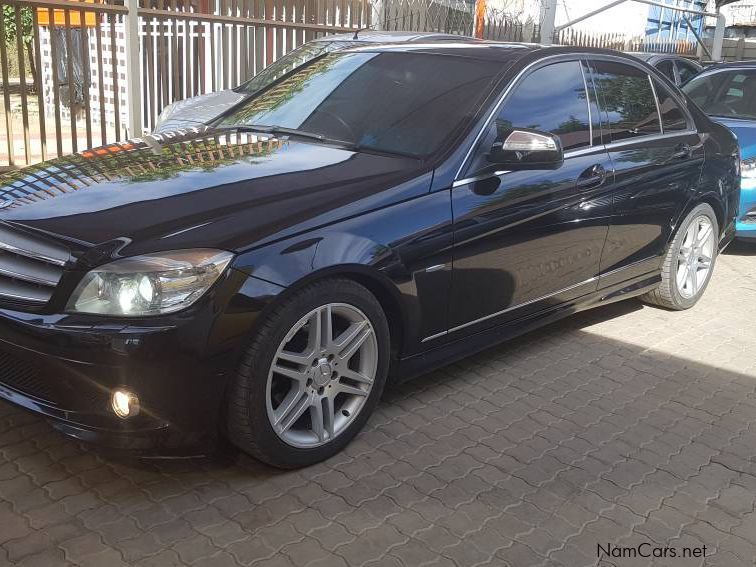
[676,215,715,299]
[265,303,378,448]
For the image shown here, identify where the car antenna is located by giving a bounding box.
[352,14,406,40]
[352,25,370,40]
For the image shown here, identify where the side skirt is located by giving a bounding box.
[393,271,661,383]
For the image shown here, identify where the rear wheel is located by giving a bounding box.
[642,203,718,310]
[226,279,389,468]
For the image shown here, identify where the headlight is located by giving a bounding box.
[155,102,178,127]
[742,157,756,179]
[67,249,234,316]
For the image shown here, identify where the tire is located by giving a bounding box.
[226,278,390,468]
[642,203,718,310]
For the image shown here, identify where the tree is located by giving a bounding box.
[1,5,37,86]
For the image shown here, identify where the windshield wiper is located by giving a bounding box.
[219,124,420,160]
[223,124,331,143]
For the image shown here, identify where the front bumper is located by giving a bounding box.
[0,306,237,455]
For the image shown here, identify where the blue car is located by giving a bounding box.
[683,63,756,240]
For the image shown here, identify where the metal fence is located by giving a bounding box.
[1,0,552,169]
[555,27,697,56]
[0,0,370,169]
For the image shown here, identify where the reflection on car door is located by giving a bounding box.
[447,59,613,336]
[589,59,705,288]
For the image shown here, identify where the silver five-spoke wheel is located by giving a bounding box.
[266,303,378,448]
[675,215,715,299]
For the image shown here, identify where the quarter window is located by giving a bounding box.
[592,61,661,142]
[653,79,688,132]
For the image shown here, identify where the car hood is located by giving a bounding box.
[152,90,247,133]
[0,128,427,258]
[711,116,756,160]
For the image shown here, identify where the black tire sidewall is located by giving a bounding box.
[228,279,390,468]
[669,204,718,309]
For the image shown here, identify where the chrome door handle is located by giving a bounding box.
[576,164,606,190]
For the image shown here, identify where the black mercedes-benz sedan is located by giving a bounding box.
[0,43,740,468]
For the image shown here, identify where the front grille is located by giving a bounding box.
[0,349,107,410]
[0,224,71,306]
[0,349,56,403]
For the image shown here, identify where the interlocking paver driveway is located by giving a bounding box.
[2,244,756,567]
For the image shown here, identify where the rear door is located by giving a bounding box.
[590,58,705,288]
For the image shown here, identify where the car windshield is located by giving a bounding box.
[219,51,502,158]
[682,69,756,120]
[234,41,353,94]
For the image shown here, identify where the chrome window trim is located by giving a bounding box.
[649,75,664,135]
[421,276,598,343]
[579,62,594,146]
[564,145,608,158]
[452,129,696,186]
[601,129,697,152]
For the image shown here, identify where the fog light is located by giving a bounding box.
[111,389,139,418]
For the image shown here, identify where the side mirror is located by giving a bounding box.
[488,128,564,170]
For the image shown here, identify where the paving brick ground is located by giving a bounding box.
[2,243,756,566]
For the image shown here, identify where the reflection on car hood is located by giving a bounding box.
[153,89,247,133]
[712,116,756,160]
[0,128,426,257]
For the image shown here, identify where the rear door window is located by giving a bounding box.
[592,60,661,142]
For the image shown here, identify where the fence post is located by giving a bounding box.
[736,37,746,61]
[371,0,383,30]
[124,0,143,138]
[540,0,557,45]
[712,12,726,62]
[473,0,486,39]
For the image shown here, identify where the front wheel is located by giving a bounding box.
[226,279,390,468]
[642,203,718,310]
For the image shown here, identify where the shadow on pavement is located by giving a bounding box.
[1,291,753,565]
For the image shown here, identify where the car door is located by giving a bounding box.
[448,58,614,334]
[590,58,705,288]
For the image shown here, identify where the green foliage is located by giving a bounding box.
[2,5,34,46]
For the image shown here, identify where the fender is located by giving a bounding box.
[670,126,739,250]
[231,188,455,358]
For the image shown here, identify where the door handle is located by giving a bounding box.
[576,164,606,190]
[672,144,691,160]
